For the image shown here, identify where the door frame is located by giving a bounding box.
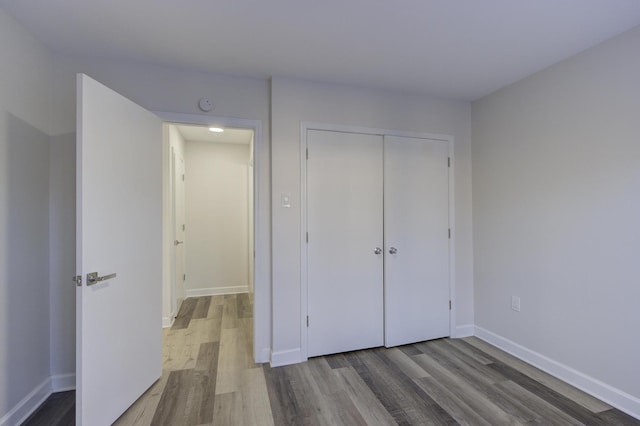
[156,112,268,363]
[300,122,456,360]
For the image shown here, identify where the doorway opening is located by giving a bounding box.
[164,122,256,357]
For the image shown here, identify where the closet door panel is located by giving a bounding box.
[384,135,450,347]
[307,130,384,357]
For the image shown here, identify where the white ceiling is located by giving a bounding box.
[174,125,253,145]
[2,0,640,101]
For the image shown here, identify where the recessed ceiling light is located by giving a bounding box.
[209,127,224,133]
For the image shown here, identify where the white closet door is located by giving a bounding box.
[307,130,384,357]
[384,135,450,347]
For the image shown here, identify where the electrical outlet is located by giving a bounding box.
[511,296,521,312]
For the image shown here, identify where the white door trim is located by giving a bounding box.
[300,122,455,361]
[155,111,268,363]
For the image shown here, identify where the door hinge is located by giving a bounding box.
[306,316,309,327]
[448,228,451,239]
[183,274,186,281]
[182,173,185,181]
[306,148,309,160]
[306,232,309,243]
[448,157,451,167]
[449,300,452,310]
[182,224,185,231]
[73,275,82,287]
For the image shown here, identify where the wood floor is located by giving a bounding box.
[21,390,75,426]
[23,294,639,425]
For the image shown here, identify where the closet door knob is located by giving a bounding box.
[389,247,398,254]
[374,247,382,255]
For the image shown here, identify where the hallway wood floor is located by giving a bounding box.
[23,294,639,425]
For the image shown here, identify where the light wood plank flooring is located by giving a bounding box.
[24,295,639,425]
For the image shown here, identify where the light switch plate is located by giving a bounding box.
[511,296,521,312]
[281,193,291,208]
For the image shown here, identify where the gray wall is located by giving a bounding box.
[0,8,53,422]
[184,141,251,295]
[472,26,640,406]
[49,133,76,382]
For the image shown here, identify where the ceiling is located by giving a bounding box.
[2,0,640,101]
[174,125,253,145]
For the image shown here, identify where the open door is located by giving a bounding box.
[173,152,186,312]
[76,74,162,425]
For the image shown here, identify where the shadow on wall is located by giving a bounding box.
[48,132,76,384]
[2,113,50,415]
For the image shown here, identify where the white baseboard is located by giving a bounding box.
[0,373,76,426]
[186,285,249,297]
[270,348,303,367]
[0,377,52,426]
[474,326,640,419]
[51,373,76,392]
[454,323,474,338]
[255,347,271,364]
[162,315,175,328]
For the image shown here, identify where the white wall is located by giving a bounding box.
[0,8,54,424]
[472,26,640,415]
[184,141,251,295]
[49,133,76,386]
[270,77,474,364]
[49,55,273,360]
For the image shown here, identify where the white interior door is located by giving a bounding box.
[170,147,177,316]
[174,153,186,311]
[76,74,162,425]
[247,151,255,297]
[383,135,450,347]
[307,130,384,357]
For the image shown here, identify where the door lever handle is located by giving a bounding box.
[174,240,184,246]
[87,272,117,286]
[374,247,383,255]
[389,247,398,254]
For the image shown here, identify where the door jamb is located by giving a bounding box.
[300,122,455,361]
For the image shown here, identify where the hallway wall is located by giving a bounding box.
[184,141,251,295]
[164,124,186,325]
